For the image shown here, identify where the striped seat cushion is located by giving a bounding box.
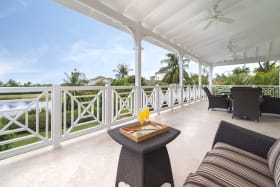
[275,156,280,187]
[267,139,280,187]
[183,173,222,187]
[184,142,275,187]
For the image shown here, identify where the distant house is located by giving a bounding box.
[155,67,168,81]
[88,76,113,85]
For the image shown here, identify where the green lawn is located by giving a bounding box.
[4,122,100,150]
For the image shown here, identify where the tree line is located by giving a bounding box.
[1,54,279,87]
[213,61,280,85]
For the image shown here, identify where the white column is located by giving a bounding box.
[198,62,202,87]
[178,51,184,107]
[198,62,202,99]
[105,84,112,129]
[132,22,142,114]
[208,65,213,90]
[52,84,61,149]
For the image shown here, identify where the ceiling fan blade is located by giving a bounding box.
[218,17,234,24]
[203,21,213,30]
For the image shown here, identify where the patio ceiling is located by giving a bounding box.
[55,0,280,66]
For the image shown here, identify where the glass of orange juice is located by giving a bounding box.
[144,108,150,121]
[138,109,145,126]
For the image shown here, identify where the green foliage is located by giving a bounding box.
[213,61,280,85]
[63,68,89,86]
[232,65,250,74]
[112,75,146,86]
[184,74,209,85]
[161,53,189,84]
[0,134,16,151]
[113,64,132,79]
[224,73,250,85]
[5,79,21,87]
[249,68,279,85]
[254,61,278,73]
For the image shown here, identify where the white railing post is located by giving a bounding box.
[52,84,62,149]
[181,85,184,107]
[169,85,173,110]
[105,84,112,129]
[155,85,160,115]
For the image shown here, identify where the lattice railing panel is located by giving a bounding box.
[0,89,52,153]
[62,88,105,136]
[142,87,156,112]
[172,86,182,106]
[159,87,170,109]
[112,87,135,122]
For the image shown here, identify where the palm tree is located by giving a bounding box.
[254,61,279,73]
[232,65,250,74]
[63,68,88,86]
[113,64,132,79]
[160,53,189,84]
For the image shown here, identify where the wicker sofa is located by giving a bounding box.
[184,120,280,187]
[261,96,280,115]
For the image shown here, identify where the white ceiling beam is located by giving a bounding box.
[139,0,166,22]
[78,0,135,26]
[162,12,207,38]
[214,55,280,66]
[122,0,137,13]
[151,0,194,32]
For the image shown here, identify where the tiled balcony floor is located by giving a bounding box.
[0,100,279,187]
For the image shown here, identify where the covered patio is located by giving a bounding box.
[1,100,279,187]
[1,0,280,186]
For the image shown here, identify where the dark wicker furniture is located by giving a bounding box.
[261,95,280,115]
[231,87,262,121]
[184,120,278,187]
[108,123,180,187]
[202,87,229,110]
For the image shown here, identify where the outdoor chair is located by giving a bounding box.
[202,87,229,110]
[261,95,280,116]
[231,87,262,122]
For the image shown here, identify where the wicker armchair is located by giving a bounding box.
[231,87,262,122]
[202,87,229,110]
[260,95,280,115]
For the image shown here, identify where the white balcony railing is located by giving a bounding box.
[212,85,280,97]
[0,85,206,159]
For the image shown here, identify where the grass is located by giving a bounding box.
[70,122,100,132]
[3,122,100,151]
[9,131,50,149]
[0,94,40,100]
[0,93,51,101]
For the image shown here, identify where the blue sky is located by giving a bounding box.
[0,0,255,84]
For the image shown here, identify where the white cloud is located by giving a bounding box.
[64,40,133,63]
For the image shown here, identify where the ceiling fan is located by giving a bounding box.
[203,0,235,30]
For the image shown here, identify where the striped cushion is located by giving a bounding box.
[183,173,222,187]
[184,142,276,187]
[198,153,275,187]
[209,147,272,178]
[274,155,280,187]
[214,142,267,164]
[268,139,280,175]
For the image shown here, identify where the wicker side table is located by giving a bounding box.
[108,123,180,187]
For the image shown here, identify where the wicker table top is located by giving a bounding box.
[108,122,180,154]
